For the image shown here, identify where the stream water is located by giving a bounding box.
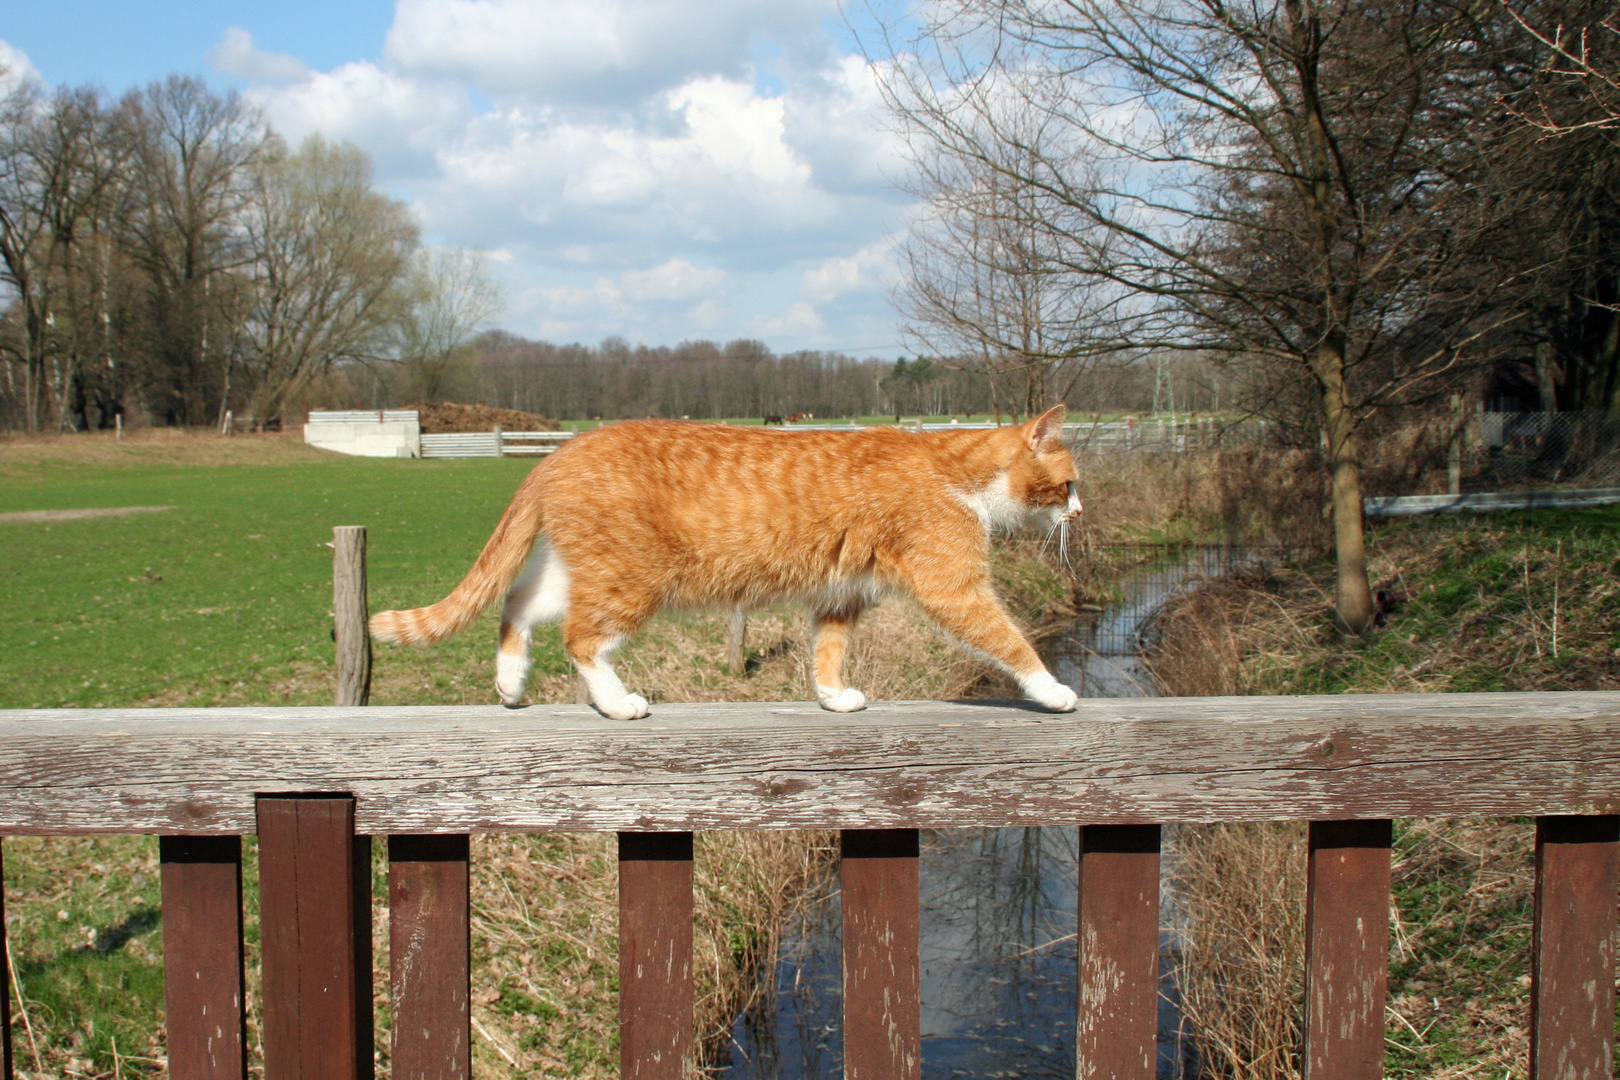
[721,546,1258,1079]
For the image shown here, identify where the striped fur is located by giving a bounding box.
[370,405,1083,717]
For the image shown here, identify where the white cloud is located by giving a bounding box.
[622,259,725,302]
[249,60,469,175]
[0,40,41,94]
[230,0,913,352]
[209,28,309,83]
[758,301,824,335]
[384,0,833,104]
[803,240,898,301]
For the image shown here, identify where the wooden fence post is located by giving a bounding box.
[1303,819,1392,1080]
[725,609,746,676]
[160,836,247,1080]
[841,829,920,1080]
[1,838,11,1080]
[258,796,370,1080]
[1076,824,1160,1080]
[333,527,370,707]
[1531,815,1618,1080]
[389,835,470,1080]
[618,832,693,1080]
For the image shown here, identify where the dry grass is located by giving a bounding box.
[1167,823,1307,1080]
[0,428,330,474]
[1144,509,1619,1078]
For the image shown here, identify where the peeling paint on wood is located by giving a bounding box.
[1531,815,1618,1080]
[619,832,693,1080]
[842,829,920,1080]
[1303,820,1391,1080]
[389,835,469,1080]
[2,694,1619,834]
[1077,824,1160,1080]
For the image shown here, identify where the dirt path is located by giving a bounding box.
[0,505,176,523]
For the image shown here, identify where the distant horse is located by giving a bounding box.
[763,414,785,425]
[786,412,814,423]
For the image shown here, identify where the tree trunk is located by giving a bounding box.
[1317,342,1375,634]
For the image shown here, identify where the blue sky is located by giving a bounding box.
[1,1,914,356]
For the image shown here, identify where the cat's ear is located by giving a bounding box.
[1023,405,1067,452]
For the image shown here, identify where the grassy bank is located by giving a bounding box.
[1,429,1075,1077]
[1146,507,1620,1079]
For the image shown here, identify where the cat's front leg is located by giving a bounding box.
[811,608,867,712]
[910,578,1079,713]
[1016,669,1079,712]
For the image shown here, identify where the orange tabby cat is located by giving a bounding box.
[370,405,1082,718]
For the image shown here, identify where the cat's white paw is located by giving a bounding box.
[598,692,651,721]
[1021,671,1079,712]
[495,651,530,705]
[817,686,867,713]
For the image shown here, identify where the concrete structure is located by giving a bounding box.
[305,410,421,458]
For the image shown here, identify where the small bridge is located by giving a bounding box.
[1,693,1617,1079]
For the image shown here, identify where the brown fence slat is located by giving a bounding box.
[1531,815,1618,1080]
[618,832,693,1080]
[1077,824,1160,1080]
[1302,819,1392,1080]
[841,828,920,1080]
[2,837,12,1080]
[389,835,470,1080]
[353,835,374,1080]
[160,836,247,1080]
[257,796,364,1080]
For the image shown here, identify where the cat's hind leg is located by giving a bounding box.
[563,589,657,720]
[812,606,867,712]
[494,541,570,706]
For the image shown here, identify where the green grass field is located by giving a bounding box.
[0,439,578,1072]
[0,447,577,710]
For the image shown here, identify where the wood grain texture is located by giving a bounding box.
[2,839,11,1080]
[258,797,360,1080]
[389,835,469,1080]
[1302,820,1391,1080]
[160,836,247,1080]
[1076,825,1160,1080]
[333,527,371,708]
[618,832,693,1080]
[1530,815,1618,1080]
[842,829,919,1080]
[2,694,1620,834]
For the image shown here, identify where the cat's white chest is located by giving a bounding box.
[955,473,1027,532]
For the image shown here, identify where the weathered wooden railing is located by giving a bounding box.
[1,692,1617,1079]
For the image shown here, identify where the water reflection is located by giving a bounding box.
[723,546,1251,1079]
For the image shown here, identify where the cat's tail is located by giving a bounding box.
[369,480,546,646]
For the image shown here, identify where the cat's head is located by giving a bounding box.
[1007,405,1081,522]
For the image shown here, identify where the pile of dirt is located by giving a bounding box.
[404,401,560,434]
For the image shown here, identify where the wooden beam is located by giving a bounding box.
[842,829,919,1080]
[2,693,1620,833]
[389,835,469,1080]
[1531,815,1618,1080]
[1303,820,1392,1080]
[618,832,693,1080]
[1076,824,1160,1080]
[160,836,247,1080]
[258,796,363,1080]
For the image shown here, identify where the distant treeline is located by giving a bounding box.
[315,331,1224,422]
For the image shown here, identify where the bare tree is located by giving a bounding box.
[236,134,417,425]
[120,76,268,426]
[874,0,1521,631]
[0,81,126,432]
[396,246,504,402]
